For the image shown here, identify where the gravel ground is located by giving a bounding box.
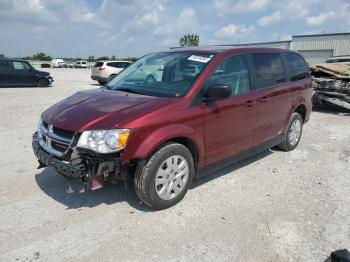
[0,68,349,262]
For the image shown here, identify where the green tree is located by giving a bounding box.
[123,57,138,62]
[0,53,4,58]
[97,56,109,61]
[88,56,95,62]
[179,34,200,47]
[110,55,117,60]
[32,52,52,61]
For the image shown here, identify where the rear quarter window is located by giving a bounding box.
[284,53,308,81]
[252,53,285,89]
[0,60,11,71]
[107,62,120,68]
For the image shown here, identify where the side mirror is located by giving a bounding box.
[205,84,231,101]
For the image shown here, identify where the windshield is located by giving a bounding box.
[105,52,215,97]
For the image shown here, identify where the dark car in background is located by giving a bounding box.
[0,58,53,87]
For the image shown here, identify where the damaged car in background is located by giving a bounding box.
[310,63,350,110]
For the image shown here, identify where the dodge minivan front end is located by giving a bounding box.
[32,118,127,190]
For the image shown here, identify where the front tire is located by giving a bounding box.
[134,143,194,210]
[278,112,303,151]
[37,78,49,87]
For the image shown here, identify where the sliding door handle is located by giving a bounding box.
[244,100,256,107]
[259,96,270,102]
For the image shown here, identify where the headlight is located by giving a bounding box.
[77,129,130,153]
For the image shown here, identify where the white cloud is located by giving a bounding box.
[153,7,199,36]
[258,0,318,27]
[1,0,350,58]
[215,23,254,39]
[258,11,282,26]
[306,11,336,26]
[213,0,270,15]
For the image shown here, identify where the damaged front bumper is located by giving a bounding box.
[32,132,126,190]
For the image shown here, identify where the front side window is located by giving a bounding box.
[12,61,31,70]
[284,53,308,81]
[205,55,250,96]
[106,52,215,97]
[252,53,285,89]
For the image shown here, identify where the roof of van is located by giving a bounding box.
[0,58,28,62]
[97,60,133,63]
[167,46,295,54]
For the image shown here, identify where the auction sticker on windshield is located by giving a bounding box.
[188,55,212,63]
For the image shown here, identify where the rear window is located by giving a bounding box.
[252,53,285,89]
[284,53,308,81]
[94,62,104,67]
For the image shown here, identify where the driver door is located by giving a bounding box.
[10,61,36,86]
[204,55,257,164]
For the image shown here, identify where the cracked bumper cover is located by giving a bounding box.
[32,133,122,180]
[32,133,86,178]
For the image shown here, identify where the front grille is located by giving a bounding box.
[43,120,49,129]
[52,126,74,140]
[51,140,69,151]
[38,121,78,158]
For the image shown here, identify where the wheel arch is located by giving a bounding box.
[123,124,203,168]
[153,137,199,168]
[283,102,307,133]
[294,104,306,122]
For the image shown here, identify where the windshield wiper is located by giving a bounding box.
[115,87,150,96]
[101,84,110,90]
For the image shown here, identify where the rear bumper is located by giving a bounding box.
[91,75,107,82]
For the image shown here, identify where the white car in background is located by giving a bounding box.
[74,60,88,68]
[52,58,64,68]
[91,60,132,84]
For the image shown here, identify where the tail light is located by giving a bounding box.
[98,67,105,71]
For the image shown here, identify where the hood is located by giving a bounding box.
[36,70,50,76]
[43,88,170,131]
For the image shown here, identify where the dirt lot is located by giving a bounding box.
[0,68,349,261]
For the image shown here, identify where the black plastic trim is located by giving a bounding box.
[196,134,284,179]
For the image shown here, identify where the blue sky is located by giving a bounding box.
[0,0,349,58]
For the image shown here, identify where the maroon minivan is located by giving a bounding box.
[33,47,312,209]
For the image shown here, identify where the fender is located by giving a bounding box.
[122,124,204,164]
[283,94,307,132]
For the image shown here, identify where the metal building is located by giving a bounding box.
[231,32,350,64]
[231,40,292,50]
[292,33,350,64]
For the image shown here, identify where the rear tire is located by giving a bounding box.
[37,78,49,87]
[134,143,194,210]
[278,112,303,151]
[108,74,116,82]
